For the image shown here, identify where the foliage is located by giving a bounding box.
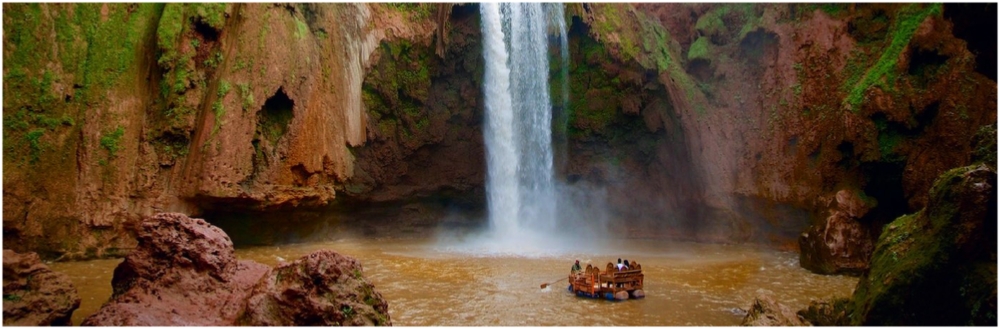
[384,3,434,20]
[294,17,309,40]
[99,126,125,157]
[694,7,729,38]
[157,4,186,68]
[844,3,943,111]
[687,37,711,61]
[188,3,227,30]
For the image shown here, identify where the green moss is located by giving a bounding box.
[694,7,729,38]
[99,126,125,158]
[844,4,942,111]
[971,124,997,168]
[217,80,231,98]
[157,3,186,68]
[237,82,254,111]
[293,16,309,40]
[188,3,227,30]
[385,3,434,20]
[687,37,711,61]
[25,129,46,163]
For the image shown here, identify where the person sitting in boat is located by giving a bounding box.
[571,260,582,274]
[616,258,624,271]
[624,259,631,270]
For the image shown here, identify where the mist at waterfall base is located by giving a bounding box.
[434,3,616,257]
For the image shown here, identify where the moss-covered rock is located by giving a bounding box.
[847,164,997,325]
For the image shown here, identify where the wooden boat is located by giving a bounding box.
[567,261,645,300]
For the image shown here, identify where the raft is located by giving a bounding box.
[567,262,645,301]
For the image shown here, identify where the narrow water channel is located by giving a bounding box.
[51,238,857,326]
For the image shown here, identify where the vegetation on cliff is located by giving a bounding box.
[800,165,997,325]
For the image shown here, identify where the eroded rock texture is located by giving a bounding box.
[740,290,808,326]
[81,213,390,326]
[799,189,876,274]
[2,249,81,326]
[239,250,391,326]
[81,213,269,326]
[848,165,997,325]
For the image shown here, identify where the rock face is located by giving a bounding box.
[239,250,391,326]
[82,213,270,326]
[81,213,390,326]
[2,249,81,326]
[847,165,997,325]
[2,3,996,262]
[797,299,850,326]
[799,189,876,274]
[741,290,808,326]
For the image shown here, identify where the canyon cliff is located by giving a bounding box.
[3,3,996,277]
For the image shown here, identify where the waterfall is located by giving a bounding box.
[480,3,561,243]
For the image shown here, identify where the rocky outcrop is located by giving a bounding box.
[238,250,391,326]
[846,164,997,325]
[799,189,876,274]
[797,299,850,326]
[82,213,270,326]
[2,249,81,326]
[81,213,390,326]
[740,290,808,326]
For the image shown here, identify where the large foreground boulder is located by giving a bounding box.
[238,250,391,326]
[741,290,808,326]
[82,213,270,326]
[799,189,876,275]
[848,165,997,325]
[81,213,391,326]
[2,249,81,326]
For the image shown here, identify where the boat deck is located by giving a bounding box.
[568,262,645,300]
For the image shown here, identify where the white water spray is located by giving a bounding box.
[479,3,563,251]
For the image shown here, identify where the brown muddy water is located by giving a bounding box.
[51,238,857,326]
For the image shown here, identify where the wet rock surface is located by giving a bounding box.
[2,249,81,326]
[239,250,391,326]
[741,290,808,326]
[797,299,850,326]
[81,213,390,326]
[82,213,269,326]
[799,189,876,275]
[847,165,997,325]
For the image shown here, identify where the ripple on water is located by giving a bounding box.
[50,238,857,326]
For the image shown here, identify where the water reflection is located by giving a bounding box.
[51,238,857,326]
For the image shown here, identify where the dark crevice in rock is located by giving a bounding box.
[257,87,294,148]
[193,20,219,42]
[944,3,997,81]
[859,161,908,232]
[739,29,779,72]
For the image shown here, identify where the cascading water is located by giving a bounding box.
[479,3,563,250]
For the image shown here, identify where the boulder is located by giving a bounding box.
[82,213,271,326]
[741,290,808,326]
[82,213,392,326]
[2,249,81,326]
[799,189,876,275]
[238,250,392,326]
[797,299,850,326]
[848,165,997,325]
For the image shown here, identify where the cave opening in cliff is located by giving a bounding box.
[738,29,779,69]
[859,161,909,236]
[257,87,295,147]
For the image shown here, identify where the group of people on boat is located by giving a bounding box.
[571,258,636,274]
